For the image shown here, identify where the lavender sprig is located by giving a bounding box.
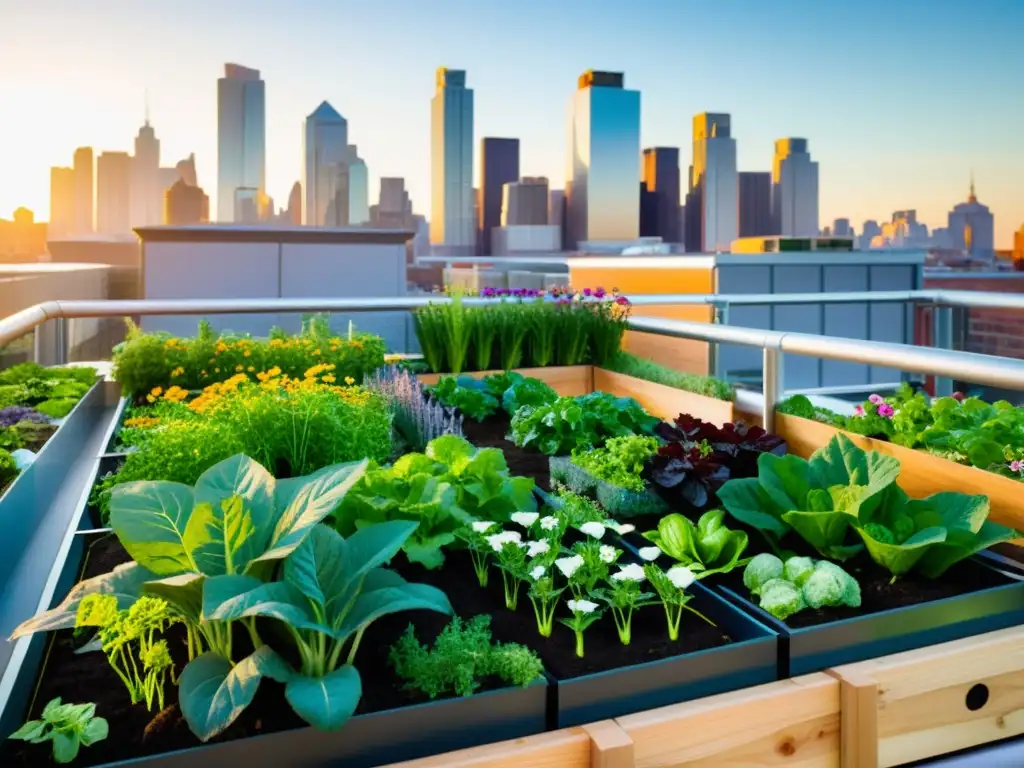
[364,365,463,450]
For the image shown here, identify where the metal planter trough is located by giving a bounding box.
[550,581,778,728]
[716,552,1024,677]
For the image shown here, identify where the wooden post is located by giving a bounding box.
[583,720,635,768]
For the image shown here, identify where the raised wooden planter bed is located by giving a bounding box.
[592,368,735,425]
[775,413,1024,534]
[830,624,1024,768]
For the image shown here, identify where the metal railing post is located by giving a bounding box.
[933,305,954,397]
[762,341,784,432]
[32,323,43,364]
[711,301,730,380]
[53,317,68,365]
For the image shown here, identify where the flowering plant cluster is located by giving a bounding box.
[112,317,385,400]
[365,364,463,450]
[458,490,713,658]
[413,289,631,374]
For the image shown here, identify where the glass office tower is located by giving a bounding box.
[217,63,266,222]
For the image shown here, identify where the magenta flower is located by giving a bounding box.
[594,287,607,299]
[1010,460,1023,474]
[854,405,864,416]
[582,287,592,297]
[877,403,895,418]
[868,394,884,405]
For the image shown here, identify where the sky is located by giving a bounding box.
[1,0,1022,246]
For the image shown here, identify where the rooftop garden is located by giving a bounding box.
[2,317,1023,767]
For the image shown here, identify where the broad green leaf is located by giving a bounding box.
[809,434,901,512]
[649,514,699,564]
[781,509,860,561]
[258,460,368,563]
[917,521,1019,579]
[183,496,259,576]
[202,578,316,630]
[285,665,362,731]
[908,492,991,534]
[193,454,275,554]
[404,533,456,569]
[336,582,451,640]
[179,648,293,742]
[758,453,814,512]
[109,480,196,575]
[9,720,46,740]
[718,478,790,538]
[80,717,109,746]
[425,435,476,469]
[857,525,947,576]
[52,731,80,764]
[9,562,156,639]
[143,572,205,625]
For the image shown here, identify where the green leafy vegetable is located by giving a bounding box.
[571,435,659,492]
[9,698,108,764]
[742,554,860,621]
[501,376,558,416]
[426,376,499,421]
[643,509,750,578]
[510,392,658,456]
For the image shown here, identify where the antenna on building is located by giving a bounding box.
[144,88,151,126]
[968,169,976,203]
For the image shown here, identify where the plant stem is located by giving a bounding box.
[574,630,585,658]
[501,570,520,611]
[470,548,489,588]
[664,602,681,642]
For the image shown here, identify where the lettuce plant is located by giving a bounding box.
[502,376,558,416]
[9,698,108,764]
[426,376,500,421]
[742,553,861,620]
[510,392,658,456]
[571,434,660,492]
[642,509,750,578]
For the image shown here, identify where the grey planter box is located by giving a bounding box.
[716,553,1024,677]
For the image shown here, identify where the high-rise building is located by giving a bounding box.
[73,147,94,235]
[860,219,881,248]
[641,148,681,243]
[478,137,519,254]
[49,166,75,239]
[372,177,415,229]
[234,188,261,224]
[177,154,198,187]
[286,182,302,225]
[131,117,161,227]
[1014,224,1024,262]
[218,63,266,222]
[771,138,819,237]
[738,171,772,238]
[833,218,852,237]
[502,177,549,226]
[302,101,349,226]
[566,70,641,247]
[431,68,474,254]
[548,189,565,229]
[164,179,210,225]
[96,151,132,235]
[685,113,737,252]
[347,145,369,225]
[947,177,995,260]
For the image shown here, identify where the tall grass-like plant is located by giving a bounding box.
[365,365,464,450]
[470,306,499,371]
[413,305,448,373]
[589,297,631,367]
[442,294,473,374]
[527,301,557,367]
[497,302,530,371]
[555,302,590,366]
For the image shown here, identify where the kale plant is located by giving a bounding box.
[9,698,108,764]
[389,615,543,699]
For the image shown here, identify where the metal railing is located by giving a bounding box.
[3,293,1024,432]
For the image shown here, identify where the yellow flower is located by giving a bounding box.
[236,364,244,372]
[124,416,160,429]
[247,366,255,372]
[322,374,336,383]
[201,369,207,376]
[243,350,251,357]
[170,366,185,377]
[150,386,163,397]
[215,368,221,373]
[344,376,355,386]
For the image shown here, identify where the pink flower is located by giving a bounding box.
[1010,460,1023,473]
[877,403,895,418]
[868,394,884,405]
[854,405,864,416]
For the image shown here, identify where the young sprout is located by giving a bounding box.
[645,564,715,641]
[487,530,528,610]
[594,563,656,645]
[526,564,564,637]
[565,540,618,598]
[561,599,603,657]
[456,520,499,587]
[9,698,108,764]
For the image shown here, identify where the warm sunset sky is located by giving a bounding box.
[1,0,1022,245]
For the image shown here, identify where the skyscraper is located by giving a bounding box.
[641,147,681,243]
[833,218,852,237]
[478,138,519,254]
[73,147,94,235]
[303,101,349,226]
[771,138,819,237]
[431,68,474,254]
[566,70,641,247]
[49,166,75,239]
[96,151,132,234]
[502,177,549,226]
[131,117,161,227]
[347,145,369,225]
[738,171,772,238]
[164,180,210,225]
[685,113,737,253]
[947,177,995,259]
[218,63,266,222]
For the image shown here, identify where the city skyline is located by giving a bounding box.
[1,0,1022,246]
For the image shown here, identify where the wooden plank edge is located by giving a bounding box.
[378,727,593,768]
[583,720,636,768]
[826,667,879,768]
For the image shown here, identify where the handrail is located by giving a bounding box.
[4,292,1024,431]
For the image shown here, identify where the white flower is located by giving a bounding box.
[667,566,696,590]
[599,545,618,563]
[567,599,599,614]
[638,546,662,562]
[579,522,606,540]
[471,521,496,534]
[539,515,559,531]
[485,530,523,552]
[555,554,585,578]
[605,520,635,535]
[530,565,547,580]
[611,563,647,582]
[526,540,551,558]
[511,511,539,528]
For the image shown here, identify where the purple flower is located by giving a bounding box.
[877,403,895,418]
[868,394,884,405]
[853,405,864,416]
[1010,460,1023,474]
[594,287,606,299]
[0,406,48,428]
[582,287,592,297]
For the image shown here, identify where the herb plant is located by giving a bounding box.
[510,392,658,456]
[571,435,660,492]
[389,616,543,699]
[642,509,750,578]
[604,351,734,401]
[9,698,108,764]
[364,365,463,451]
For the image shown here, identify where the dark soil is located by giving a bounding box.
[463,412,551,492]
[0,536,508,767]
[718,552,1016,629]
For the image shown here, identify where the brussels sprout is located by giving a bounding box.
[743,553,784,596]
[759,578,806,621]
[782,556,815,587]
